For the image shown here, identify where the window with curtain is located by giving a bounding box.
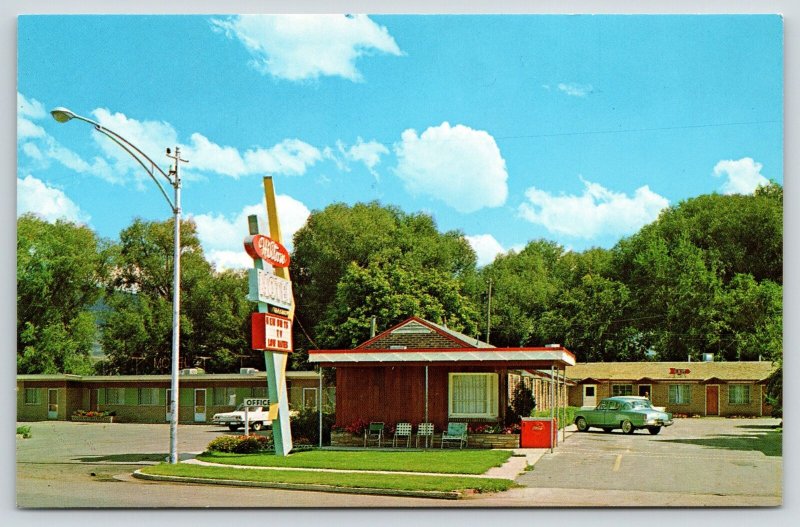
[137,388,159,405]
[448,373,498,418]
[24,388,41,405]
[728,385,751,405]
[668,384,691,404]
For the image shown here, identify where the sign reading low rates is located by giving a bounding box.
[252,312,292,352]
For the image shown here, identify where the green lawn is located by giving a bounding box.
[196,449,512,474]
[140,463,516,494]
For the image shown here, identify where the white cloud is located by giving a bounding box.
[18,117,46,139]
[334,137,389,178]
[519,177,669,239]
[18,92,46,119]
[211,14,402,81]
[712,157,770,195]
[244,139,322,176]
[394,122,508,213]
[17,175,89,224]
[557,83,594,97]
[465,234,509,267]
[191,195,311,270]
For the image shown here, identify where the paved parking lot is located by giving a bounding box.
[15,417,782,508]
[513,417,782,505]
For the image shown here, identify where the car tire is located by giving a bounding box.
[228,424,240,431]
[576,417,589,432]
[621,420,635,434]
[647,426,661,435]
[251,421,263,431]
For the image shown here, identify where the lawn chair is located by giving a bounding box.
[393,422,412,447]
[440,422,468,449]
[416,422,434,448]
[364,421,384,447]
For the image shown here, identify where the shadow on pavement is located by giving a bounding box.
[73,453,167,463]
[659,429,782,457]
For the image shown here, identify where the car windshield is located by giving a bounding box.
[629,400,653,409]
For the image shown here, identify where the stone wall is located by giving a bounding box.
[330,431,520,449]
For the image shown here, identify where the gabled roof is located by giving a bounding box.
[566,361,777,382]
[356,316,493,350]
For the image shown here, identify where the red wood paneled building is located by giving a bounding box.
[309,317,576,430]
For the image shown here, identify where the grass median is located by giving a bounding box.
[196,449,513,474]
[140,463,517,494]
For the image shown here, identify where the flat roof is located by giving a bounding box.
[309,347,576,366]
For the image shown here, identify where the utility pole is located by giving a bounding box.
[486,279,492,344]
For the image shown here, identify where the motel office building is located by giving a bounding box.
[17,370,326,423]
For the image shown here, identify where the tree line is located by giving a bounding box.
[17,183,782,397]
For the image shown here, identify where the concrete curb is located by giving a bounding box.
[132,469,461,500]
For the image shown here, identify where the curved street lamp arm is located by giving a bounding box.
[64,112,178,212]
[91,125,177,212]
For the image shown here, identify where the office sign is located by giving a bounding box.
[243,398,270,407]
[252,312,292,352]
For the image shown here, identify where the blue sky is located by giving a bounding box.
[17,14,783,268]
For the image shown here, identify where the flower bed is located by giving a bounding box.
[71,410,115,423]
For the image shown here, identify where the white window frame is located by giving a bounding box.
[669,384,691,405]
[612,384,633,397]
[302,387,318,410]
[24,388,41,405]
[448,372,499,419]
[728,384,751,405]
[137,387,159,406]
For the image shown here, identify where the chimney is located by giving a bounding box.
[370,316,377,338]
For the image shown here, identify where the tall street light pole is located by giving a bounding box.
[51,107,187,464]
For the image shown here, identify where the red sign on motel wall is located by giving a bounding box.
[252,312,292,352]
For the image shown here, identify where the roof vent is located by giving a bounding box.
[239,368,259,374]
[180,368,202,375]
[702,353,714,362]
[389,345,408,350]
[545,344,561,348]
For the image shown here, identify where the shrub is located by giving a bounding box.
[505,383,535,426]
[290,408,336,445]
[207,434,271,454]
[343,418,370,436]
[17,425,32,438]
[532,407,579,430]
[234,435,270,453]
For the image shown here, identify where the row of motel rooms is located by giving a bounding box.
[18,317,776,425]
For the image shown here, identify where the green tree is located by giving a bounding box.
[100,218,254,374]
[316,257,480,349]
[290,202,477,360]
[17,214,109,374]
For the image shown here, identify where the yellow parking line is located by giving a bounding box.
[613,454,622,472]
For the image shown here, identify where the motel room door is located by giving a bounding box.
[582,385,597,407]
[706,385,719,416]
[47,389,58,419]
[194,389,207,422]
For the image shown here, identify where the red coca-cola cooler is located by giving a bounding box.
[520,417,558,448]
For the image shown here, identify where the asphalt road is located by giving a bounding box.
[15,418,782,509]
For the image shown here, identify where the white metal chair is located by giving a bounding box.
[416,422,434,448]
[393,422,412,447]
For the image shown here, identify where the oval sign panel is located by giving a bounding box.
[244,234,291,268]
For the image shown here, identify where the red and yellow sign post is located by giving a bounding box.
[244,176,295,456]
